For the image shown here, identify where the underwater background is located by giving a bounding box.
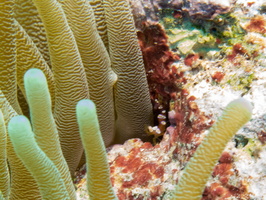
[0,0,266,199]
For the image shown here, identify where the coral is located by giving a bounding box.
[202,152,249,199]
[0,0,262,199]
[75,97,252,199]
[227,73,255,94]
[2,0,153,176]
[211,72,225,83]
[109,139,167,199]
[244,15,266,35]
[257,130,266,144]
[227,43,248,61]
[184,53,200,67]
[173,90,212,145]
[128,0,232,30]
[187,0,231,21]
[158,9,219,56]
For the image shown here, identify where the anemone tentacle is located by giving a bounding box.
[171,98,253,200]
[0,90,40,200]
[24,68,75,199]
[14,0,51,67]
[15,20,55,106]
[104,0,153,143]
[0,0,21,114]
[31,0,90,175]
[89,0,109,50]
[59,0,117,147]
[8,115,70,200]
[0,110,9,199]
[77,99,118,200]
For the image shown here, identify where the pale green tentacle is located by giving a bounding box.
[0,89,40,200]
[31,0,90,175]
[24,68,75,199]
[171,98,253,200]
[8,115,70,200]
[76,99,118,200]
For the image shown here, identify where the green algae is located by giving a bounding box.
[227,73,255,94]
[158,9,245,57]
[235,136,263,158]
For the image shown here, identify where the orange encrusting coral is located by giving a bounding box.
[184,53,200,67]
[212,72,225,83]
[109,138,174,199]
[245,15,266,35]
[202,152,249,199]
[227,43,247,61]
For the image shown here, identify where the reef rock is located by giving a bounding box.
[129,0,232,29]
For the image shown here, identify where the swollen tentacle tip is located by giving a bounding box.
[24,68,47,89]
[76,99,97,122]
[227,97,253,117]
[233,97,253,111]
[24,68,45,80]
[76,99,96,114]
[77,99,95,111]
[8,116,33,150]
[8,115,31,135]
